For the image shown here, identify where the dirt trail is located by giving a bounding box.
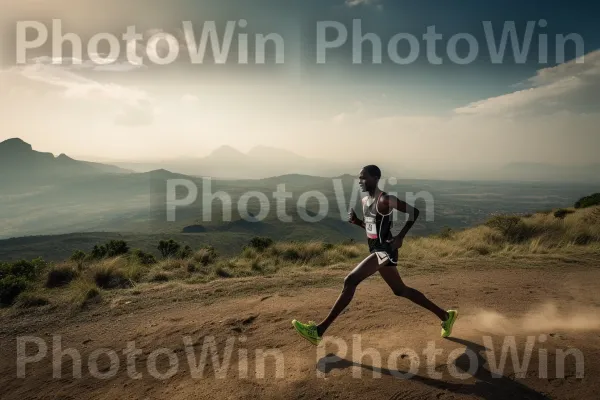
[2,261,600,400]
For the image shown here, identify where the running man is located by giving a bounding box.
[292,165,457,345]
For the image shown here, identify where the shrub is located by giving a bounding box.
[71,280,101,309]
[247,237,273,252]
[193,247,218,266]
[70,250,87,269]
[90,240,129,260]
[0,275,29,306]
[554,209,575,219]
[215,266,232,278]
[251,260,262,272]
[282,248,301,261]
[90,245,107,260]
[186,262,197,273]
[179,245,193,259]
[15,293,50,308]
[106,240,129,257]
[149,272,170,282]
[158,239,181,258]
[46,265,78,288]
[575,193,600,209]
[438,226,454,239]
[6,259,44,281]
[132,249,156,266]
[0,263,9,279]
[484,215,532,243]
[71,250,87,263]
[93,266,131,289]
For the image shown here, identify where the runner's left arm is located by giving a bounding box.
[383,195,420,239]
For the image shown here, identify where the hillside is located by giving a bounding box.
[2,165,597,241]
[1,206,600,400]
[2,204,599,307]
[0,138,131,184]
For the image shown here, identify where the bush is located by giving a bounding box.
[132,249,156,266]
[0,275,29,306]
[71,250,87,263]
[282,248,301,262]
[90,245,107,260]
[90,240,129,260]
[149,272,170,282]
[70,250,87,269]
[484,215,532,243]
[575,193,600,209]
[15,293,50,308]
[46,265,78,288]
[179,245,193,259]
[215,266,232,278]
[158,239,181,258]
[193,246,218,266]
[438,226,454,239]
[106,240,129,257]
[554,208,575,219]
[93,267,132,289]
[247,237,273,252]
[2,259,45,281]
[71,280,101,309]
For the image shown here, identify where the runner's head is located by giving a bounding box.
[359,165,381,193]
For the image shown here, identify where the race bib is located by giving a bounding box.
[365,216,377,238]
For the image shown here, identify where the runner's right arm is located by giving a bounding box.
[348,208,365,228]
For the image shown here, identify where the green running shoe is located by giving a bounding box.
[292,319,322,345]
[441,310,458,338]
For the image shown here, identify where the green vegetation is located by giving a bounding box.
[45,265,78,288]
[90,240,129,259]
[1,204,599,311]
[553,208,575,219]
[0,257,46,306]
[575,193,600,209]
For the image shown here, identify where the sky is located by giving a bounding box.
[1,0,599,173]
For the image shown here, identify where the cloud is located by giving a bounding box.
[529,50,600,86]
[30,56,146,73]
[5,57,155,126]
[345,0,382,8]
[324,52,600,169]
[455,50,600,116]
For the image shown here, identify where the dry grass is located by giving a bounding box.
[403,206,600,259]
[69,278,102,309]
[5,206,599,311]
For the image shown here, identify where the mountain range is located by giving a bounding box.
[3,137,600,183]
[0,138,131,183]
[1,137,597,258]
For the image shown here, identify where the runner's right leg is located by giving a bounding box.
[378,265,448,321]
[316,252,381,336]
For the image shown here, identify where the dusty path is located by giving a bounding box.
[1,259,600,400]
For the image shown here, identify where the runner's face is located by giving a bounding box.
[358,169,376,192]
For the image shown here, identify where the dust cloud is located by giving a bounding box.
[470,303,600,335]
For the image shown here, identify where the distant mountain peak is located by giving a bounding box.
[0,137,33,153]
[57,153,74,161]
[209,145,245,158]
